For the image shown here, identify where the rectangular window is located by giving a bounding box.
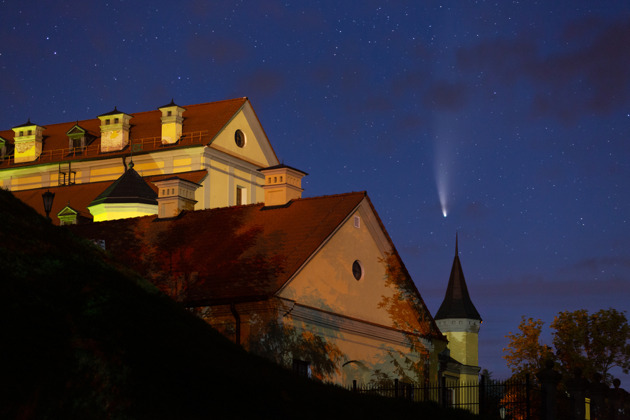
[354,216,361,229]
[114,117,119,124]
[292,359,311,378]
[105,119,110,125]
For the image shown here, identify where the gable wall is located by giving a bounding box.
[278,199,404,328]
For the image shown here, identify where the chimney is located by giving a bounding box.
[158,100,186,145]
[259,164,307,207]
[153,177,199,218]
[97,107,132,153]
[12,120,45,163]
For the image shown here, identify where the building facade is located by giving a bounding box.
[1,97,480,389]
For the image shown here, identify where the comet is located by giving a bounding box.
[436,170,448,217]
[434,133,451,218]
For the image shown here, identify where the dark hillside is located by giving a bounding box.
[0,189,478,419]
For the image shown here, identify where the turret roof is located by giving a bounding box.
[434,234,482,321]
[89,163,157,207]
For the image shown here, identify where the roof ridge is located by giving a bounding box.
[295,191,367,202]
[1,97,249,133]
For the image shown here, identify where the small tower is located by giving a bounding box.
[97,107,132,153]
[435,234,482,383]
[158,99,186,145]
[12,120,45,163]
[259,164,307,207]
[153,176,199,218]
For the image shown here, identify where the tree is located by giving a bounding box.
[503,317,553,378]
[503,308,630,384]
[552,308,630,383]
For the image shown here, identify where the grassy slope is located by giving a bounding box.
[0,189,478,419]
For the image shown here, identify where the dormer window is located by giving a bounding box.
[66,124,93,153]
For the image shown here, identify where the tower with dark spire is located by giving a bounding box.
[435,234,482,382]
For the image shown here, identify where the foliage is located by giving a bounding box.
[503,317,554,378]
[503,309,630,384]
[377,252,434,384]
[552,308,630,382]
[247,317,344,382]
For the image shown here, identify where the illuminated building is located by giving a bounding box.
[1,98,480,390]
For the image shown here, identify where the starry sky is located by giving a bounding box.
[2,0,629,382]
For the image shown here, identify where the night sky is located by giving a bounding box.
[2,1,629,382]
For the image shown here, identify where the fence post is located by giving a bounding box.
[353,379,357,392]
[536,360,561,420]
[479,373,486,416]
[567,369,586,420]
[441,376,448,408]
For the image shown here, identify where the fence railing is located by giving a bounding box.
[0,130,210,167]
[349,375,630,420]
[349,376,537,418]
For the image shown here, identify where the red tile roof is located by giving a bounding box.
[0,98,251,168]
[68,190,443,338]
[71,192,368,304]
[12,170,208,223]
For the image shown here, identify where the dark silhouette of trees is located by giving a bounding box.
[504,308,630,385]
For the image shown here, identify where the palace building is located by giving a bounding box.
[0,97,480,392]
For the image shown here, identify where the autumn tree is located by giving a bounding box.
[376,253,435,384]
[503,317,554,378]
[504,308,630,385]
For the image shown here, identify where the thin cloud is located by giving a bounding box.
[456,16,630,122]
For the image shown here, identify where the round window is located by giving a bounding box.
[352,260,363,281]
[235,129,246,148]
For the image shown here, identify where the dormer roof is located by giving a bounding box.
[434,235,482,321]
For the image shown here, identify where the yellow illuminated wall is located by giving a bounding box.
[276,200,441,385]
[88,202,158,222]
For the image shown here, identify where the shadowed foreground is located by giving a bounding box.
[0,189,478,419]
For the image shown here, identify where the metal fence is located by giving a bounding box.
[349,376,630,420]
[349,376,539,419]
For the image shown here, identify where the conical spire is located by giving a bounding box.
[435,234,481,321]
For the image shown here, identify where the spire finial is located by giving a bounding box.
[455,232,459,257]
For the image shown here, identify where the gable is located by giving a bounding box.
[277,199,435,335]
[208,101,278,168]
[57,206,78,217]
